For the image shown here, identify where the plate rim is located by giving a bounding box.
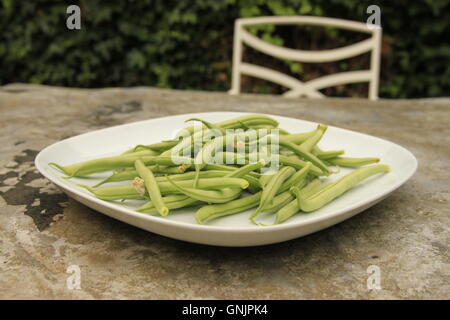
[35,111,418,233]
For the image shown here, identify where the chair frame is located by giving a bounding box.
[229,16,382,100]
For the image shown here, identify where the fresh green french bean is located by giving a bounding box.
[327,157,380,167]
[292,164,390,212]
[135,159,169,216]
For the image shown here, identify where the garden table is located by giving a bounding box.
[0,83,448,299]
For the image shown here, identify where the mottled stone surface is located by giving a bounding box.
[0,83,448,299]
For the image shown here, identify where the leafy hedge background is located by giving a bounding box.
[1,0,449,98]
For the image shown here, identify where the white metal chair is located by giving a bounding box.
[229,16,382,100]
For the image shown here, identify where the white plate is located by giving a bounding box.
[35,112,417,246]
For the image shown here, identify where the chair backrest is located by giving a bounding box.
[229,16,382,100]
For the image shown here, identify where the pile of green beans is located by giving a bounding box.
[50,114,389,225]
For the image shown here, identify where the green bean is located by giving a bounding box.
[156,171,228,182]
[225,160,265,178]
[299,124,327,152]
[137,194,202,213]
[185,118,227,135]
[204,163,237,171]
[259,173,275,189]
[292,164,390,212]
[278,128,290,135]
[204,163,261,179]
[94,169,228,188]
[279,137,330,173]
[246,125,288,134]
[236,118,279,128]
[274,199,299,224]
[158,177,249,194]
[195,192,262,224]
[165,128,208,158]
[275,179,322,224]
[135,159,169,216]
[144,140,180,151]
[195,166,322,224]
[175,114,279,137]
[165,176,245,203]
[261,190,293,213]
[93,170,137,187]
[192,132,266,184]
[279,155,324,176]
[281,129,316,144]
[168,164,191,173]
[298,178,323,198]
[251,165,310,224]
[122,140,179,154]
[214,151,255,166]
[251,166,295,220]
[92,164,190,187]
[244,175,262,193]
[79,184,146,201]
[221,161,265,193]
[327,157,380,167]
[49,150,159,177]
[140,155,193,166]
[82,177,249,201]
[261,178,307,213]
[278,162,312,193]
[158,174,258,194]
[211,152,248,166]
[195,172,308,224]
[314,148,345,160]
[214,149,278,166]
[193,134,228,186]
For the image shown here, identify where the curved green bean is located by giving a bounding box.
[78,184,145,201]
[185,118,227,135]
[93,164,191,187]
[165,176,245,203]
[137,194,202,213]
[175,114,279,137]
[135,159,169,216]
[275,199,299,225]
[279,155,324,176]
[314,149,345,160]
[122,140,179,154]
[327,157,380,167]
[275,178,322,224]
[292,164,390,212]
[82,177,249,201]
[278,162,312,193]
[251,166,296,220]
[49,149,158,177]
[203,163,261,179]
[299,124,327,152]
[195,192,262,224]
[261,178,307,213]
[158,177,249,194]
[278,129,316,144]
[279,137,330,173]
[225,160,265,178]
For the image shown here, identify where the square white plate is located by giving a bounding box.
[35,112,417,246]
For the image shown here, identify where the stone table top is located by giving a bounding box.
[0,84,448,299]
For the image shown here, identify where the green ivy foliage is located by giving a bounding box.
[0,0,448,98]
